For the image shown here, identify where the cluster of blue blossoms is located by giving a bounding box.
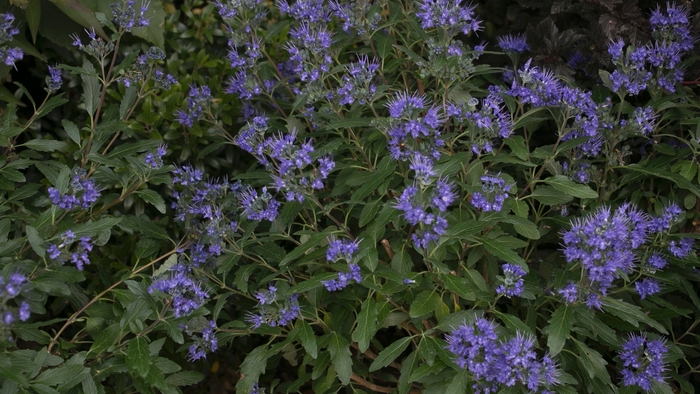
[246,288,301,329]
[470,173,512,213]
[609,2,694,95]
[559,203,693,308]
[618,333,668,392]
[446,317,559,393]
[47,230,95,271]
[0,13,23,68]
[322,239,362,291]
[48,170,101,210]
[0,273,30,328]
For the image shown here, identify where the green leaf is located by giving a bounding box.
[88,323,120,355]
[545,306,573,356]
[48,0,107,38]
[136,190,166,214]
[499,216,540,240]
[479,236,525,264]
[120,85,138,120]
[127,337,152,378]
[574,340,610,383]
[543,175,598,199]
[440,273,476,301]
[235,344,268,392]
[21,139,66,152]
[298,320,318,359]
[81,375,98,394]
[409,290,437,318]
[25,0,42,43]
[328,333,352,385]
[62,120,80,145]
[601,298,668,334]
[25,225,45,258]
[617,164,700,197]
[130,1,166,48]
[80,59,100,118]
[34,364,85,386]
[164,371,204,387]
[369,337,411,372]
[529,186,573,205]
[279,232,329,268]
[352,298,378,353]
[375,30,394,59]
[505,135,529,160]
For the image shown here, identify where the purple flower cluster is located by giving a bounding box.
[47,230,94,271]
[0,273,30,327]
[497,34,529,54]
[186,319,218,361]
[224,36,265,100]
[251,383,266,394]
[619,333,668,392]
[495,263,526,298]
[119,47,176,90]
[277,0,330,23]
[254,284,278,305]
[668,238,694,258]
[149,260,209,318]
[70,27,115,60]
[48,171,101,210]
[447,92,512,155]
[0,13,23,68]
[394,178,456,248]
[323,239,362,291]
[145,143,167,169]
[235,116,335,202]
[647,203,682,233]
[507,59,562,107]
[609,2,694,94]
[175,85,211,127]
[213,0,262,19]
[561,204,648,296]
[470,174,511,212]
[46,66,63,92]
[285,23,334,100]
[385,91,444,163]
[635,278,662,299]
[110,0,150,32]
[239,186,281,221]
[446,317,559,393]
[337,55,379,105]
[416,0,481,37]
[247,293,301,328]
[329,1,382,36]
[562,161,591,184]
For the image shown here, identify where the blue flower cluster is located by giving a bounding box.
[394,178,456,249]
[47,230,94,271]
[46,66,63,92]
[186,319,218,361]
[0,273,30,328]
[322,239,362,292]
[0,13,23,69]
[609,2,694,95]
[149,259,209,318]
[446,317,559,393]
[416,0,481,37]
[385,91,444,163]
[448,92,513,155]
[560,203,693,307]
[497,34,529,54]
[337,55,379,106]
[286,23,334,100]
[470,173,512,212]
[175,85,211,127]
[145,143,167,169]
[70,27,115,60]
[495,263,526,298]
[234,115,335,202]
[119,47,176,90]
[619,333,668,392]
[48,170,101,210]
[111,0,150,32]
[247,292,301,329]
[329,1,381,36]
[562,161,591,184]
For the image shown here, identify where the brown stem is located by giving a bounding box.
[350,373,393,393]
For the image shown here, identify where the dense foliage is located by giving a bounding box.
[1,0,700,393]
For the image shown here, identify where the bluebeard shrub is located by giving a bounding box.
[1,0,700,393]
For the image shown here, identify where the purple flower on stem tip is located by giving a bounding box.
[48,171,102,210]
[497,34,529,54]
[557,282,579,304]
[323,263,361,291]
[416,0,481,36]
[239,186,280,222]
[635,278,661,299]
[111,0,150,32]
[668,238,694,258]
[495,263,526,297]
[187,319,218,361]
[619,333,668,392]
[470,173,511,212]
[46,66,63,91]
[326,238,360,262]
[175,84,211,127]
[0,13,23,69]
[149,262,209,318]
[145,143,167,169]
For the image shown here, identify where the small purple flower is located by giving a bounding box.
[416,0,481,36]
[175,84,211,127]
[497,34,529,54]
[187,319,218,361]
[668,238,694,258]
[619,333,668,392]
[470,173,512,212]
[239,186,280,222]
[646,253,667,270]
[495,263,526,297]
[46,66,63,91]
[145,143,167,169]
[635,278,661,299]
[111,0,150,32]
[557,282,579,304]
[323,263,361,291]
[326,238,360,262]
